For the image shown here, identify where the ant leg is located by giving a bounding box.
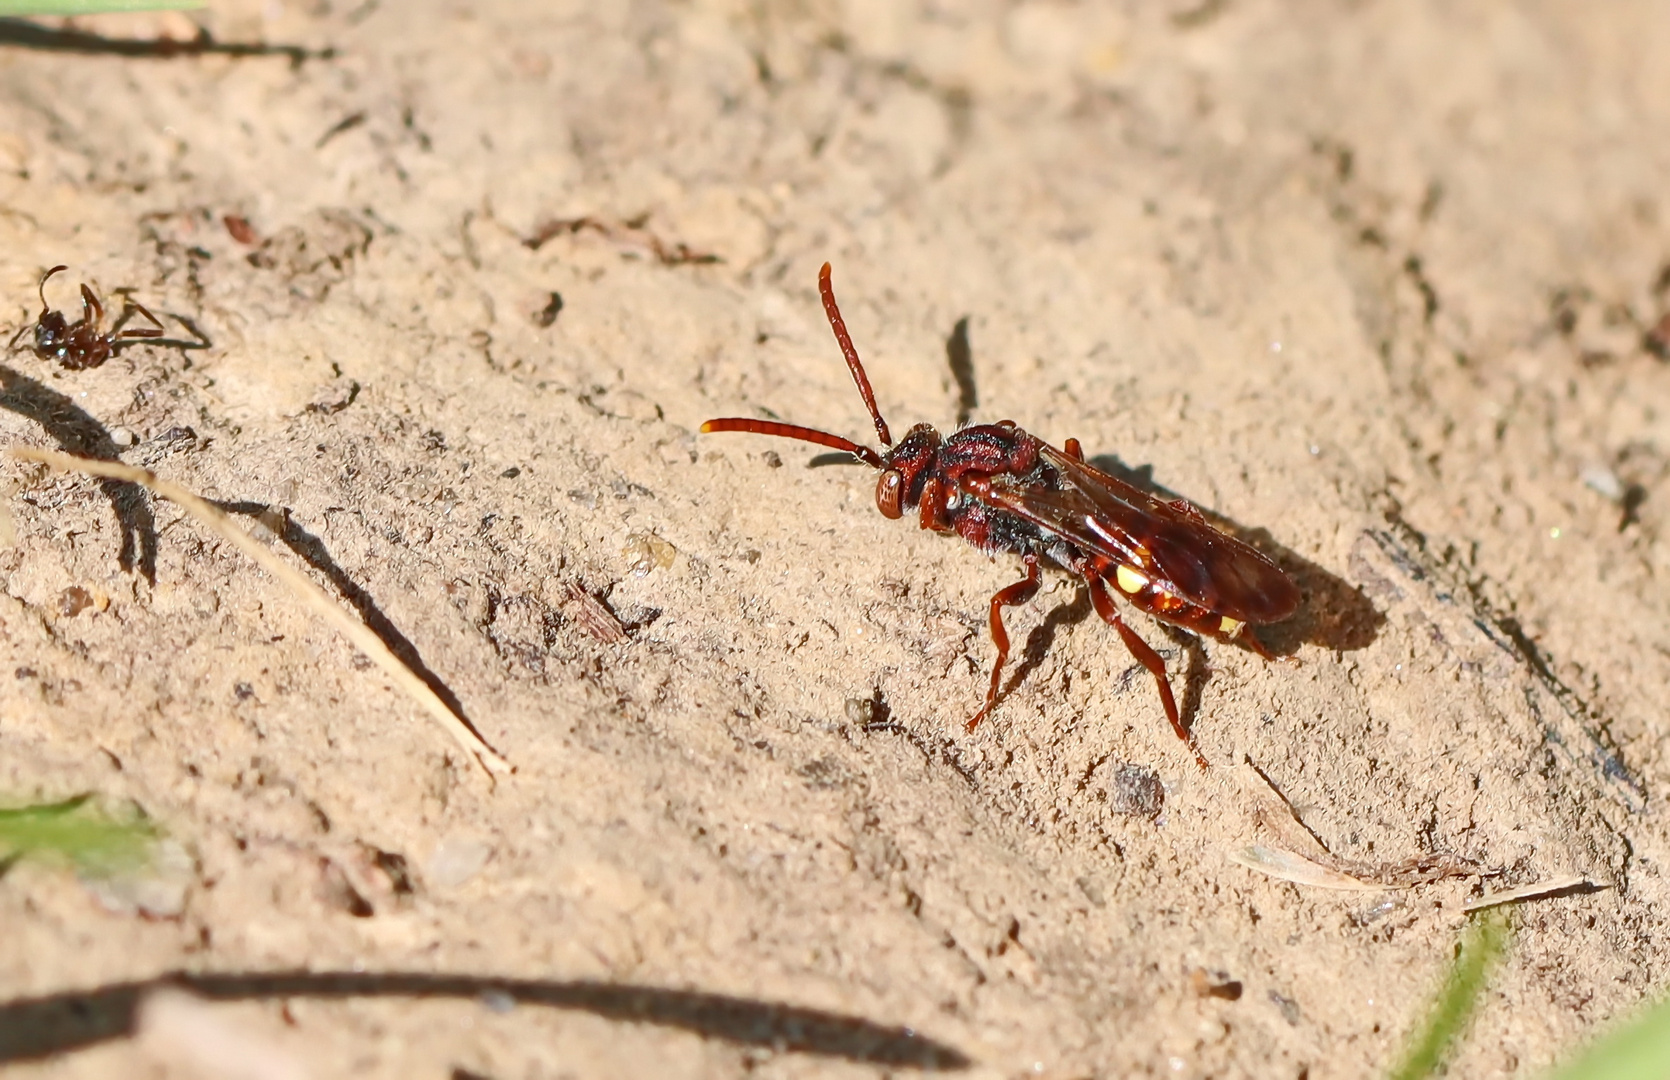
[1086,574,1209,770]
[1064,437,1084,462]
[966,554,1041,731]
[79,284,103,328]
[112,299,165,341]
[6,323,27,351]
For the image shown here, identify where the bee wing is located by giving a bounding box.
[973,443,1301,624]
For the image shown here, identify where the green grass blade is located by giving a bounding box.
[1541,993,1670,1080]
[1387,908,1513,1080]
[0,795,157,875]
[0,1,203,14]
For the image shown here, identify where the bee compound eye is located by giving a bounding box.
[875,469,905,519]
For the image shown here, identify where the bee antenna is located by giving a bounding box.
[699,419,885,469]
[819,262,893,448]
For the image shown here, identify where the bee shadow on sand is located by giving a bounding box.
[1081,454,1385,657]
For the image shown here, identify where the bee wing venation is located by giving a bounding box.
[975,443,1300,623]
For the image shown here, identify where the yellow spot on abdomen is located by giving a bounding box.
[1219,616,1245,637]
[1115,565,1149,594]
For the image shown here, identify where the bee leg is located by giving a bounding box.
[965,554,1041,732]
[918,475,951,532]
[1087,575,1210,770]
[918,474,966,534]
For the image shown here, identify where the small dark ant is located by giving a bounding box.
[8,265,166,370]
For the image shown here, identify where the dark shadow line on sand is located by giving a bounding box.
[215,501,473,723]
[945,316,977,429]
[0,19,332,65]
[994,584,1092,713]
[0,970,970,1069]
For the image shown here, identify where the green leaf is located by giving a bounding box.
[1540,993,1670,1080]
[0,1,203,14]
[1387,909,1513,1080]
[0,795,157,875]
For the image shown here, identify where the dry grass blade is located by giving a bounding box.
[10,446,512,778]
[1462,875,1606,912]
[1229,845,1383,891]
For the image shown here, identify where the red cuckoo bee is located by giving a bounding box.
[702,263,1300,768]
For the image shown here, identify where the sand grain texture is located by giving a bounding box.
[0,3,1667,1077]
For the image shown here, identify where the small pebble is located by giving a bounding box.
[532,291,564,328]
[478,990,516,1015]
[57,586,94,617]
[1581,465,1624,502]
[254,506,287,540]
[1107,763,1165,819]
[426,836,492,890]
[83,838,195,919]
[622,531,677,577]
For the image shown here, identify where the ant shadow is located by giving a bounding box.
[0,18,333,66]
[3,354,469,738]
[946,316,977,428]
[993,581,1218,740]
[2,306,211,580]
[0,362,157,579]
[1162,626,1213,737]
[998,583,1091,711]
[0,969,969,1069]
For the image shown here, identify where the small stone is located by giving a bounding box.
[1107,763,1165,819]
[532,291,564,328]
[478,990,516,1014]
[1581,465,1624,502]
[307,377,360,415]
[426,836,492,890]
[57,586,94,617]
[1268,990,1302,1026]
[253,506,288,540]
[83,838,195,919]
[622,531,677,577]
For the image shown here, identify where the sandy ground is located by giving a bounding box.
[0,2,1668,1077]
